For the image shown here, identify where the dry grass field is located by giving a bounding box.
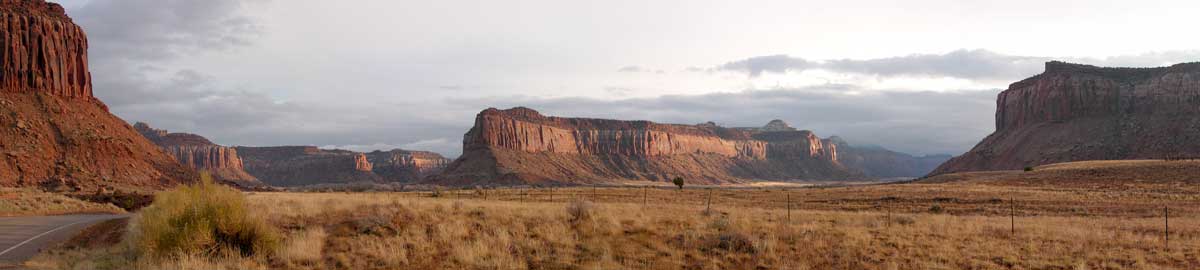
[0,188,125,217]
[24,160,1200,269]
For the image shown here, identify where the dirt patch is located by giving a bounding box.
[59,218,128,250]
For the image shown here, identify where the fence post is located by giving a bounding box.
[706,188,713,213]
[886,201,891,228]
[549,187,553,202]
[786,191,791,222]
[643,186,647,206]
[1165,206,1169,249]
[1010,197,1015,235]
[592,184,598,201]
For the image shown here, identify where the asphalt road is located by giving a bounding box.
[0,214,126,267]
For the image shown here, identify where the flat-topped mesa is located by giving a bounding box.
[0,0,92,98]
[433,107,858,186]
[367,149,451,181]
[997,61,1200,130]
[931,61,1200,175]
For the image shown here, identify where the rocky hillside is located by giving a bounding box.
[0,0,195,191]
[133,122,261,187]
[367,149,451,182]
[430,107,862,186]
[931,61,1200,175]
[828,137,951,178]
[237,146,450,187]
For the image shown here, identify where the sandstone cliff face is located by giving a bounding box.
[931,61,1200,175]
[431,108,859,186]
[236,146,380,187]
[237,146,447,186]
[366,149,450,182]
[0,1,194,191]
[133,122,260,187]
[0,0,91,98]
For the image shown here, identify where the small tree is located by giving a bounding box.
[672,177,685,190]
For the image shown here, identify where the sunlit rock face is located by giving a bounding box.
[0,0,196,190]
[134,122,261,187]
[931,61,1200,175]
[431,107,860,186]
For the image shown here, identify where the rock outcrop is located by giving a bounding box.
[236,146,450,187]
[133,122,261,187]
[0,0,195,191]
[931,61,1200,175]
[430,108,861,186]
[828,137,951,178]
[366,149,450,182]
[236,146,379,187]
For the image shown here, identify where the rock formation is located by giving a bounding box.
[828,137,951,178]
[133,122,261,187]
[366,149,450,182]
[931,61,1200,175]
[235,146,378,187]
[430,107,861,186]
[236,146,449,186]
[0,0,195,191]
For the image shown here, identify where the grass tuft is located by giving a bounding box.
[136,172,279,259]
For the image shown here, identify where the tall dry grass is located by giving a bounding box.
[27,189,1200,269]
[244,192,1198,269]
[135,173,279,259]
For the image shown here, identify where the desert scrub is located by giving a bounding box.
[136,173,279,259]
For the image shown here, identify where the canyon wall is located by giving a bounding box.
[0,0,195,191]
[367,149,451,182]
[236,146,450,187]
[133,122,260,187]
[431,107,859,186]
[931,61,1200,175]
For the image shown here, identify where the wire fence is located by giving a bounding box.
[380,184,1193,249]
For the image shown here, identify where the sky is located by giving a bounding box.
[51,0,1200,158]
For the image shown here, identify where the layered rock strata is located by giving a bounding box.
[0,0,195,191]
[431,107,860,185]
[366,149,451,182]
[236,146,450,186]
[931,61,1200,175]
[133,122,260,186]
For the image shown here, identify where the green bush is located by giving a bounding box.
[136,172,279,259]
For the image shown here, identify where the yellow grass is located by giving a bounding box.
[34,191,1192,269]
[27,177,1200,269]
[0,188,124,217]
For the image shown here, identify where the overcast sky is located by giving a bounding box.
[51,0,1200,158]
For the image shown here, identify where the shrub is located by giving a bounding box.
[1023,166,1034,172]
[929,204,944,214]
[672,177,685,190]
[136,172,280,259]
[566,200,595,224]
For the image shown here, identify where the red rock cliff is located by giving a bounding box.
[236,146,383,186]
[133,122,260,186]
[0,0,92,98]
[931,61,1200,175]
[0,1,194,191]
[366,149,451,181]
[431,108,858,186]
